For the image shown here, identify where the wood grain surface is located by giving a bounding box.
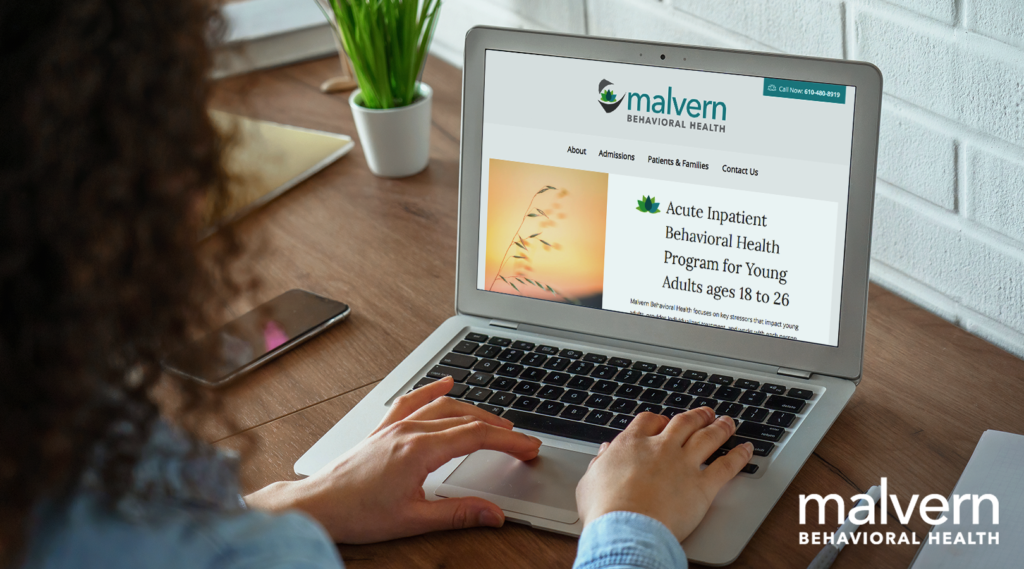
[210,56,1024,568]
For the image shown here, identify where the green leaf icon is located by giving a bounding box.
[645,196,653,211]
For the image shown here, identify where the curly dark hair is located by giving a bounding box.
[0,0,238,563]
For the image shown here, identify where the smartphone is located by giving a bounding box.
[162,289,350,387]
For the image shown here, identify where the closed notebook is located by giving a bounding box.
[204,110,354,233]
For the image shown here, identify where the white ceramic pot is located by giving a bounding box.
[349,84,432,178]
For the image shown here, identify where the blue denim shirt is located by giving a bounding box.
[23,422,685,569]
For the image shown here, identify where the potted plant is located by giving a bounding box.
[323,0,442,178]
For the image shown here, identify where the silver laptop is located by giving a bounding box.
[296,27,882,566]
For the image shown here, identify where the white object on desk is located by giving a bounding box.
[910,430,1023,568]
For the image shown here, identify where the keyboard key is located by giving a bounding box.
[453,341,480,354]
[489,392,515,406]
[665,393,693,409]
[491,377,516,391]
[537,401,564,416]
[688,382,716,397]
[567,376,594,390]
[767,411,796,428]
[560,349,584,359]
[543,357,571,371]
[608,357,632,368]
[615,369,644,384]
[561,390,589,405]
[413,377,436,389]
[427,365,471,382]
[561,405,589,421]
[632,361,658,372]
[441,353,477,368]
[717,402,744,417]
[496,363,525,377]
[477,403,505,416]
[739,390,767,406]
[512,340,536,351]
[735,379,760,390]
[521,353,548,367]
[466,387,493,402]
[764,395,806,413]
[609,414,633,429]
[513,381,541,396]
[610,399,638,414]
[446,384,468,397]
[692,397,718,409]
[713,386,742,401]
[761,383,787,395]
[788,388,813,400]
[467,372,493,386]
[585,410,614,425]
[498,348,525,363]
[741,407,769,422]
[658,366,682,377]
[741,463,759,474]
[736,422,786,442]
[502,409,616,443]
[543,372,571,386]
[664,378,690,392]
[662,407,686,419]
[488,337,512,347]
[519,367,547,382]
[474,345,502,359]
[591,365,618,380]
[538,385,564,399]
[512,396,540,411]
[592,380,618,394]
[614,384,643,399]
[723,435,775,456]
[535,345,559,355]
[473,359,499,373]
[635,403,663,415]
[708,374,733,385]
[584,394,613,409]
[583,353,608,363]
[639,373,667,389]
[639,389,667,404]
[683,369,709,380]
[465,333,488,343]
[567,361,595,375]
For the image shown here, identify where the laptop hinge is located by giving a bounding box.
[488,319,519,330]
[777,367,812,379]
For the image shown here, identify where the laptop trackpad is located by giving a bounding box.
[434,446,589,524]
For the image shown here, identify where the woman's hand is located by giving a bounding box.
[245,377,541,543]
[575,407,753,542]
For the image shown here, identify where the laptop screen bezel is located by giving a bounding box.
[455,27,882,380]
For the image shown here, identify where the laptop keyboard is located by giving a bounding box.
[408,331,818,476]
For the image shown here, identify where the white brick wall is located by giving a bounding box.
[431,0,1024,359]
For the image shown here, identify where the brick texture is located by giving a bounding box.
[430,0,1024,358]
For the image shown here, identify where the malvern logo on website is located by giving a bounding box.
[598,78,728,134]
[597,79,623,113]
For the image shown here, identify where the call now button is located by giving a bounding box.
[763,78,847,104]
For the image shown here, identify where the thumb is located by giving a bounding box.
[415,496,505,532]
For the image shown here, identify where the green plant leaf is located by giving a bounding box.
[529,233,541,238]
[540,239,551,246]
[527,213,538,217]
[499,275,508,283]
[510,281,519,292]
[514,241,526,250]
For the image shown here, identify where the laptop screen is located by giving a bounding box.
[475,50,857,347]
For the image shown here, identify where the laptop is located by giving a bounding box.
[296,27,882,566]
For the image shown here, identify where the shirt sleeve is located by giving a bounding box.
[572,511,688,569]
[209,510,345,569]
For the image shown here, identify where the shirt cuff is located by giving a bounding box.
[573,511,688,569]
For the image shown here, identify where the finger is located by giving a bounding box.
[682,415,738,460]
[410,496,505,533]
[421,421,542,472]
[702,443,754,495]
[624,411,670,437]
[396,416,492,434]
[660,406,716,445]
[406,394,514,429]
[588,441,610,469]
[379,377,455,429]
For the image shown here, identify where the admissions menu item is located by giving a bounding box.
[475,51,856,347]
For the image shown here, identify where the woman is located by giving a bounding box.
[0,1,753,568]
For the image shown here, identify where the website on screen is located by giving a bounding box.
[476,50,856,347]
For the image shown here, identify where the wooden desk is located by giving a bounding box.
[209,56,1024,568]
